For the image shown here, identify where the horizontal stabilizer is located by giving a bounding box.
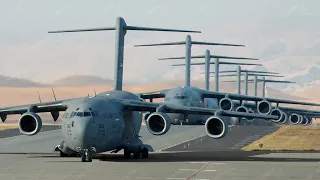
[135,41,245,47]
[201,70,279,74]
[192,41,245,47]
[160,55,258,60]
[125,26,201,33]
[135,41,186,47]
[216,74,284,77]
[172,62,262,66]
[48,27,117,33]
[223,80,295,83]
[49,26,200,34]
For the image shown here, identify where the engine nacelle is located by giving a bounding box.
[257,100,272,115]
[236,106,253,123]
[289,113,300,125]
[146,112,171,135]
[219,97,234,111]
[142,112,151,125]
[279,112,288,124]
[300,116,309,125]
[205,116,228,139]
[18,112,42,136]
[270,108,283,123]
[246,109,255,123]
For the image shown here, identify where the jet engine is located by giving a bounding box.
[289,113,300,125]
[219,97,234,111]
[278,112,288,124]
[300,116,309,125]
[18,112,42,136]
[270,108,283,123]
[235,106,254,123]
[146,112,171,135]
[143,112,151,125]
[205,116,228,139]
[257,100,272,115]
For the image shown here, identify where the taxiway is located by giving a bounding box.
[1,125,319,180]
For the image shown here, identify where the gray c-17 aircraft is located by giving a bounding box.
[163,52,320,125]
[0,17,280,163]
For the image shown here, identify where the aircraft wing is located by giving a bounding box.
[200,90,320,106]
[136,89,170,99]
[120,99,278,120]
[0,99,71,121]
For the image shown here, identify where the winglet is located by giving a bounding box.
[52,88,57,101]
[37,91,42,103]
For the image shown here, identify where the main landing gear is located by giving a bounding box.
[124,147,149,159]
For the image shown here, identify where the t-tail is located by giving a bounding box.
[134,35,245,87]
[49,17,201,91]
[165,52,259,91]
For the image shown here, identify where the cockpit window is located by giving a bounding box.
[91,112,96,117]
[70,111,76,118]
[76,112,84,117]
[174,95,187,99]
[83,112,91,117]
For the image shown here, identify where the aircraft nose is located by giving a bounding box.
[72,117,95,149]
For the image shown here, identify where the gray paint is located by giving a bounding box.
[214,58,220,92]
[237,66,241,94]
[262,77,266,97]
[254,76,258,96]
[245,71,249,95]
[185,35,192,86]
[205,49,210,90]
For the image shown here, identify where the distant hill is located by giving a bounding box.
[0,75,47,87]
[52,75,114,86]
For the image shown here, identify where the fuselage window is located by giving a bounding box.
[84,112,91,117]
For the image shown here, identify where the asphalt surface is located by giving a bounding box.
[0,125,61,139]
[1,124,319,180]
[164,125,279,152]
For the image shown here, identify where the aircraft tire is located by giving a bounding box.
[124,149,131,158]
[141,148,149,158]
[81,154,86,162]
[59,151,67,157]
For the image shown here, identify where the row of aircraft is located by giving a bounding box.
[1,17,319,162]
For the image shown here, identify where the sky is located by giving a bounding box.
[0,0,320,84]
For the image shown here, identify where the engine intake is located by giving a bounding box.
[270,108,283,123]
[18,112,42,136]
[219,97,234,111]
[300,116,308,125]
[279,112,288,124]
[146,112,171,135]
[205,116,228,139]
[257,100,272,115]
[236,106,254,123]
[289,113,300,125]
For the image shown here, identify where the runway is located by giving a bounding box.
[1,125,319,180]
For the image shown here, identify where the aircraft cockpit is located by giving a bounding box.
[70,111,96,118]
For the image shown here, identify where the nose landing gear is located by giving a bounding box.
[77,147,96,162]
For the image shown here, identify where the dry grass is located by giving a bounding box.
[242,125,320,151]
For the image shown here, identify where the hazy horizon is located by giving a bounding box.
[1,0,319,85]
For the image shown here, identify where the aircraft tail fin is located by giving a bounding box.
[93,88,97,96]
